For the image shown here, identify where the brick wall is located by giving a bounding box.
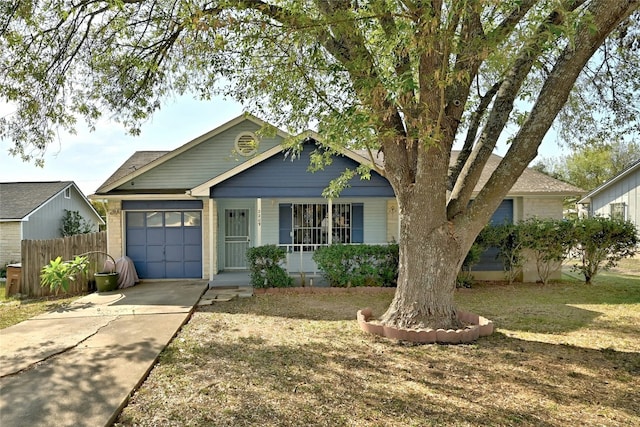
[106,200,123,259]
[522,197,564,220]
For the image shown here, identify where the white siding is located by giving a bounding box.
[591,169,639,231]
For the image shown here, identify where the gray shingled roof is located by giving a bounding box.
[94,151,169,194]
[354,149,584,195]
[97,146,583,196]
[0,181,73,220]
[455,151,584,194]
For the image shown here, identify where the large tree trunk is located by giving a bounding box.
[380,202,467,330]
[380,142,471,330]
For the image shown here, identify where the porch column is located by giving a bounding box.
[209,198,215,281]
[327,199,333,245]
[256,198,262,246]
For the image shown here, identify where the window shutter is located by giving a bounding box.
[352,203,364,243]
[279,204,292,244]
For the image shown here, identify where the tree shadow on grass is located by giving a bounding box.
[118,318,640,427]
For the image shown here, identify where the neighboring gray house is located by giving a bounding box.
[93,114,583,283]
[0,181,105,267]
[578,159,640,235]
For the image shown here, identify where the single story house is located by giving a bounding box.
[92,114,583,283]
[577,158,639,236]
[0,181,105,267]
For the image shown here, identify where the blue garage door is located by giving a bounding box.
[476,199,513,271]
[126,210,202,279]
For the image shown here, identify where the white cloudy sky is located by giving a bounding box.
[0,95,567,196]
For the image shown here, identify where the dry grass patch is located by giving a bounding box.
[116,276,639,427]
[0,283,82,329]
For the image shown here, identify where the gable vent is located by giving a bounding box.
[235,133,259,157]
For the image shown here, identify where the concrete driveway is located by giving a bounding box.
[0,280,208,427]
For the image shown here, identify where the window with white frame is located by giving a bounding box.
[610,202,626,220]
[64,187,71,199]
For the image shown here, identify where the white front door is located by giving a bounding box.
[224,208,250,269]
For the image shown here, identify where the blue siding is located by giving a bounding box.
[211,142,395,198]
[477,199,514,271]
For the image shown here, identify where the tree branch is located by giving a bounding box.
[468,0,639,232]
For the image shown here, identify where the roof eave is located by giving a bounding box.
[577,160,640,204]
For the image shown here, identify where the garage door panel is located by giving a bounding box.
[146,245,165,262]
[184,245,201,261]
[184,228,201,241]
[146,229,164,245]
[165,228,184,243]
[165,262,183,277]
[127,229,146,243]
[165,245,183,261]
[127,245,146,260]
[146,262,165,279]
[184,261,202,278]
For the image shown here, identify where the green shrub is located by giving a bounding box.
[570,216,638,284]
[519,218,575,284]
[246,245,293,288]
[312,244,399,287]
[60,209,94,236]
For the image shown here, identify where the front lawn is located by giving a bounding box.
[116,274,640,426]
[0,282,82,329]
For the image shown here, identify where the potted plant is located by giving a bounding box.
[41,251,119,294]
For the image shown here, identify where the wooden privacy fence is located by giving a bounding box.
[18,232,107,297]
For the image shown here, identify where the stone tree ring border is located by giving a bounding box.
[357,309,494,344]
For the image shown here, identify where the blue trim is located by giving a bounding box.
[123,200,203,210]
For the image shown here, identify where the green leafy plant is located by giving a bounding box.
[60,209,94,236]
[246,245,293,288]
[41,256,89,294]
[40,251,117,294]
[519,218,576,284]
[570,216,638,284]
[313,244,399,287]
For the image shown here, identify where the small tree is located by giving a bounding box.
[571,217,638,284]
[520,218,575,284]
[60,209,94,236]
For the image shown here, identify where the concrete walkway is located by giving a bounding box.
[0,280,209,427]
